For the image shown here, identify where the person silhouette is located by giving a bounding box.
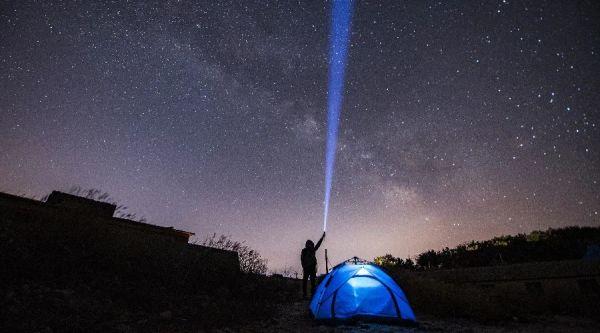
[301,232,326,299]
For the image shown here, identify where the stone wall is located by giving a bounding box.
[414,259,600,297]
[0,191,240,284]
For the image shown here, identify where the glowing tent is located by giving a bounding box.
[309,258,417,324]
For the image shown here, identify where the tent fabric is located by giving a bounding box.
[309,259,416,324]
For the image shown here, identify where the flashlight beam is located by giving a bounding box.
[323,0,354,231]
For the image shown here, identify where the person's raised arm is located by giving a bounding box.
[315,232,326,251]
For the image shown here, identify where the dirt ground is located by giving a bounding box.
[221,300,600,333]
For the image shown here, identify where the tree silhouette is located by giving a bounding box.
[200,233,268,275]
[376,226,600,270]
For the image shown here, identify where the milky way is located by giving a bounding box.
[1,1,599,272]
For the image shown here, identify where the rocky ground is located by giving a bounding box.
[3,282,600,332]
[222,299,600,333]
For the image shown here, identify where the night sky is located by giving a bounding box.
[1,1,599,272]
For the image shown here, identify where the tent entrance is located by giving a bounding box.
[333,276,399,319]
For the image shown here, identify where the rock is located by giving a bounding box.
[115,323,131,332]
[159,310,172,321]
[217,287,232,297]
[52,289,74,299]
[39,327,53,333]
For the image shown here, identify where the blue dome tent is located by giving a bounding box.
[309,257,417,324]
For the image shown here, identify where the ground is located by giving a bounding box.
[222,299,600,333]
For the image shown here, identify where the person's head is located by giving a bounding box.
[305,239,314,249]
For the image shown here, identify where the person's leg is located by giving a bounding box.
[310,270,316,296]
[302,269,308,298]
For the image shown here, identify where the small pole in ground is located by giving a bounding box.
[325,249,329,273]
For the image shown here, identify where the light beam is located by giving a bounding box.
[323,0,354,231]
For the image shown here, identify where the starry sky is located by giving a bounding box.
[1,1,599,273]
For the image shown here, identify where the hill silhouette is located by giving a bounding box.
[375,226,600,270]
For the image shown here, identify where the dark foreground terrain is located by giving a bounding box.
[238,299,600,332]
[2,192,599,332]
[0,192,297,332]
[4,277,600,333]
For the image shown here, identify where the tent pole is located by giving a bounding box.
[325,249,329,273]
